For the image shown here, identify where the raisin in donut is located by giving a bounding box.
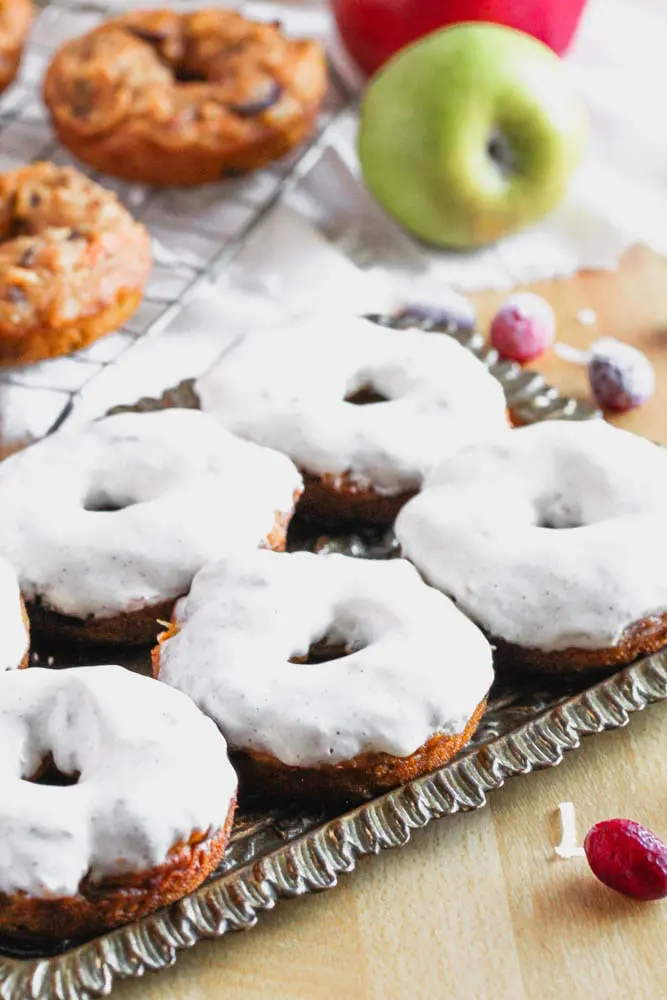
[0,0,32,95]
[0,556,29,670]
[43,8,327,186]
[0,409,302,645]
[0,665,237,942]
[195,315,508,525]
[153,549,493,801]
[0,162,151,365]
[396,419,667,674]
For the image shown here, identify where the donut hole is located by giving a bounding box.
[345,384,388,406]
[536,495,584,530]
[83,489,136,513]
[539,515,583,530]
[26,753,80,787]
[290,640,355,665]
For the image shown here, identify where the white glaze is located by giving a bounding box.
[195,315,507,496]
[0,665,237,897]
[157,549,494,767]
[396,420,667,651]
[0,409,302,620]
[0,557,28,671]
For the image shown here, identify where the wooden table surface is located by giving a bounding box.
[109,246,667,1000]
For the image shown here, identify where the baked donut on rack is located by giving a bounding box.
[195,315,508,524]
[0,556,29,670]
[396,419,667,674]
[0,409,302,645]
[0,0,33,95]
[43,8,328,186]
[0,162,151,365]
[0,665,237,942]
[153,549,493,801]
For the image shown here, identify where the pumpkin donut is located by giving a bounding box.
[0,0,33,96]
[153,549,493,802]
[396,420,667,674]
[195,315,508,525]
[0,162,151,365]
[0,409,302,646]
[0,665,237,943]
[43,8,328,186]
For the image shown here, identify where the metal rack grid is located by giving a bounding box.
[0,0,352,438]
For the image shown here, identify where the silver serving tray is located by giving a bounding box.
[3,315,663,1000]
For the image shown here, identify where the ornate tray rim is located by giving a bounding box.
[2,652,666,999]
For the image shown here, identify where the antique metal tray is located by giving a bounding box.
[3,313,667,1000]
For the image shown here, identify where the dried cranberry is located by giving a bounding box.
[233,81,282,117]
[587,338,654,412]
[489,292,555,363]
[18,246,36,268]
[6,286,27,304]
[584,819,667,901]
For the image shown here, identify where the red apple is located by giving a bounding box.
[332,0,588,76]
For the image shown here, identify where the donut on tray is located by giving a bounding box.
[0,556,29,670]
[195,315,508,525]
[153,549,494,801]
[0,409,302,645]
[396,419,667,673]
[0,163,151,365]
[0,0,33,95]
[0,665,237,942]
[43,8,328,186]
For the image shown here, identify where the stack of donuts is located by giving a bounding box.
[1,0,667,951]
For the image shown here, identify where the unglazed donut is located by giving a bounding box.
[0,556,29,670]
[0,409,302,645]
[153,549,493,800]
[0,665,237,942]
[0,0,33,95]
[196,315,508,524]
[43,8,327,186]
[0,162,151,365]
[396,419,667,673]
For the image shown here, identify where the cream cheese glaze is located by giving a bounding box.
[156,549,494,767]
[0,557,28,670]
[396,420,667,651]
[0,665,237,898]
[0,409,302,619]
[195,315,508,496]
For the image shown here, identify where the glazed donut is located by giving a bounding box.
[0,162,151,365]
[43,8,328,186]
[153,549,493,801]
[196,315,508,524]
[0,665,237,942]
[396,419,667,673]
[0,556,29,670]
[0,0,32,95]
[0,409,302,645]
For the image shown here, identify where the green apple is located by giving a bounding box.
[358,22,588,249]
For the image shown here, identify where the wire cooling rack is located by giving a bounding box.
[0,1,352,442]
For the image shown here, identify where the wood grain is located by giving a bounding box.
[111,246,667,999]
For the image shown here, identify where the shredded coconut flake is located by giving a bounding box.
[554,342,590,365]
[555,801,586,859]
[576,308,597,326]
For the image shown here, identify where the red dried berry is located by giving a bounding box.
[584,819,667,901]
[489,292,555,363]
